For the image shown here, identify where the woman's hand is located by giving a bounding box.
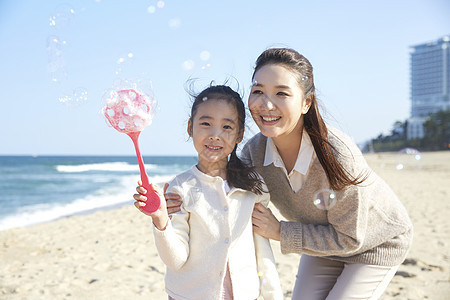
[252,203,281,241]
[163,183,183,215]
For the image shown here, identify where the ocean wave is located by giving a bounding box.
[56,162,157,173]
[0,174,175,231]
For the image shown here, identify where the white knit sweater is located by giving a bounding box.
[153,166,283,300]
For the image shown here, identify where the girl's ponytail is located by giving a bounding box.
[227,144,264,195]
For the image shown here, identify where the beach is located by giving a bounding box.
[1,151,449,299]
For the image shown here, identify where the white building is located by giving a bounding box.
[407,35,450,139]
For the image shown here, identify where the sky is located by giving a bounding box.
[0,0,449,156]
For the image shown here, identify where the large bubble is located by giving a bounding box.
[396,148,422,170]
[313,189,337,210]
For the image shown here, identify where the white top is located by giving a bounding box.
[153,166,283,300]
[264,130,315,192]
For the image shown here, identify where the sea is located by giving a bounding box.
[0,155,197,231]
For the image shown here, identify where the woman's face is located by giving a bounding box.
[248,64,310,140]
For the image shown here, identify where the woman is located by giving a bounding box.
[149,48,413,299]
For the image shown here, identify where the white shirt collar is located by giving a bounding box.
[263,130,314,175]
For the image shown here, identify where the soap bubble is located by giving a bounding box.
[147,5,156,14]
[182,60,195,71]
[157,1,165,8]
[396,148,422,170]
[168,18,181,29]
[313,189,337,210]
[49,4,75,28]
[200,50,211,61]
[58,87,88,107]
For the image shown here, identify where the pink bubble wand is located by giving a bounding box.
[103,87,160,213]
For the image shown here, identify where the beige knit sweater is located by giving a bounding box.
[241,127,413,266]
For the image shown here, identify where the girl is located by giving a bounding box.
[134,85,283,300]
[164,49,414,299]
[243,48,413,299]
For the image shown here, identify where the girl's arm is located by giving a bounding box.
[152,203,190,270]
[253,193,283,300]
[134,182,190,270]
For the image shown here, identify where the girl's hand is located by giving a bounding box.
[252,203,281,241]
[133,181,183,215]
[133,181,168,230]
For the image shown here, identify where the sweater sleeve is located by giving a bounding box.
[152,186,190,270]
[254,192,283,300]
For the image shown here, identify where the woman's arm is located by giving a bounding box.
[252,203,281,241]
[252,186,370,257]
[280,185,368,257]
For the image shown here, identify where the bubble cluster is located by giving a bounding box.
[313,189,337,210]
[115,52,135,76]
[46,35,67,83]
[58,87,89,107]
[47,4,90,106]
[102,79,157,134]
[47,5,74,82]
[396,148,422,170]
[49,4,75,28]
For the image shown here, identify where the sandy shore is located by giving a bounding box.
[1,151,449,299]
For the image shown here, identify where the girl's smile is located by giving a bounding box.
[188,98,242,178]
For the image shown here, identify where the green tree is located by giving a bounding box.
[423,110,450,150]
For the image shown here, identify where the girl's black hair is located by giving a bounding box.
[189,85,264,194]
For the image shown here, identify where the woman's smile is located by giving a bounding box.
[260,115,282,125]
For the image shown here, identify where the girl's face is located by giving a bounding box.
[248,64,310,141]
[188,99,242,171]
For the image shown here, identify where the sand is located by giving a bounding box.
[1,151,449,299]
